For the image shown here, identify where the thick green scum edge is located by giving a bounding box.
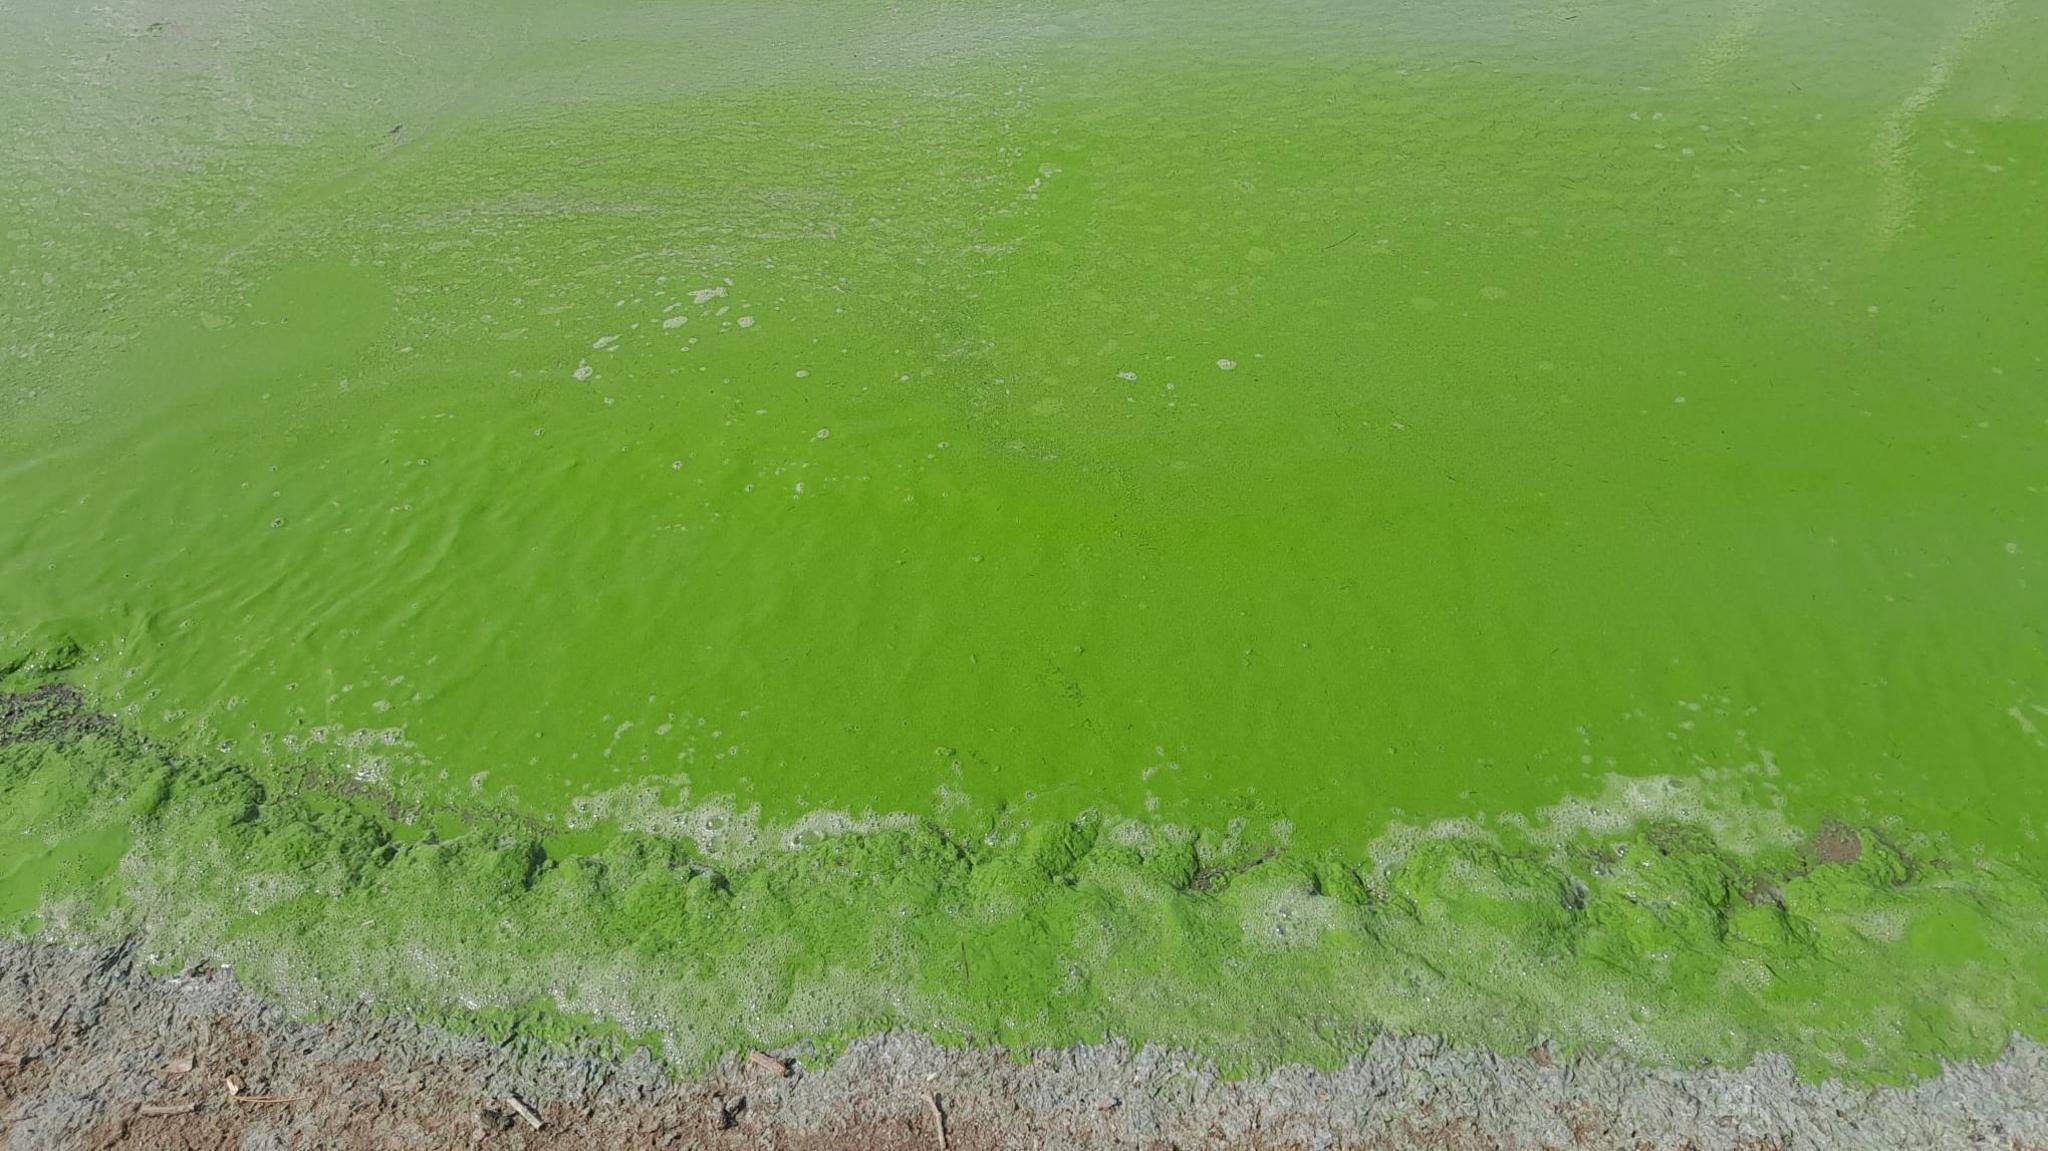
[3,674,2046,1086]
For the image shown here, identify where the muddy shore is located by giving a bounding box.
[0,938,2042,1150]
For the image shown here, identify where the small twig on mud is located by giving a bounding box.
[748,1050,791,1077]
[505,1094,544,1130]
[926,1091,947,1149]
[137,1101,199,1117]
[223,1074,298,1105]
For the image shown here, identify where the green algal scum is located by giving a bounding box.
[2,0,2045,1081]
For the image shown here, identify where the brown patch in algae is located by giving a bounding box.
[1812,820,1864,866]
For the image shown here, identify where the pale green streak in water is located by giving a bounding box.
[2,0,2045,858]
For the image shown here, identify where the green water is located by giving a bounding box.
[3,0,2047,1077]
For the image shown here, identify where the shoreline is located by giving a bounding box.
[3,938,2044,1150]
[4,687,2047,1147]
[5,683,2048,1089]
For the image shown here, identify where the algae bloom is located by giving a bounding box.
[2,0,2045,1085]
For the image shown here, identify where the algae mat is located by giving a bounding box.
[2,0,2046,1081]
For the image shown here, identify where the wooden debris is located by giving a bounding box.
[165,1053,195,1075]
[505,1094,544,1131]
[138,1101,199,1117]
[926,1091,947,1149]
[747,1049,791,1077]
[222,1073,298,1105]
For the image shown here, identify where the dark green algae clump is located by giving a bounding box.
[4,685,2045,1085]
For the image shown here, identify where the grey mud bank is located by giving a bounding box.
[2,939,2046,1151]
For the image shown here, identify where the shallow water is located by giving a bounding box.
[4,0,2045,858]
